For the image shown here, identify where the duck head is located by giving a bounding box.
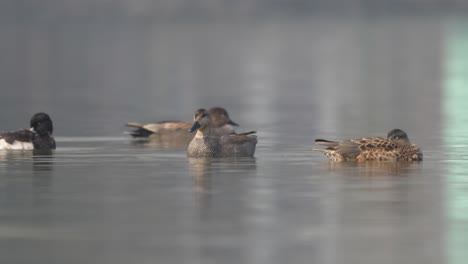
[208,107,238,127]
[30,112,54,136]
[189,109,212,133]
[387,129,410,145]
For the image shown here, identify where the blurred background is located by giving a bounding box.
[0,0,459,137]
[1,1,468,264]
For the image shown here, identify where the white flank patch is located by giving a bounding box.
[0,139,34,150]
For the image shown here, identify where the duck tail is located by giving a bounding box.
[314,139,339,148]
[237,131,256,136]
[126,122,144,128]
[312,148,328,153]
[125,122,154,138]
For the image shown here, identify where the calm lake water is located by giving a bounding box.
[0,14,468,264]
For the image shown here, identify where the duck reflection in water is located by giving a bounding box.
[32,149,55,173]
[188,157,257,209]
[324,161,422,177]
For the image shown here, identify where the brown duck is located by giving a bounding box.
[313,129,423,162]
[126,107,239,142]
[187,109,257,158]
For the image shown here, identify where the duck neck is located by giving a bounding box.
[34,131,51,138]
[195,126,215,138]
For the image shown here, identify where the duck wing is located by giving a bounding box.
[350,137,399,151]
[222,132,258,145]
[0,129,33,144]
[314,139,361,160]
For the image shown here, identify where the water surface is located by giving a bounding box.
[0,14,467,264]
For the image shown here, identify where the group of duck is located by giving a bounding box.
[0,109,423,161]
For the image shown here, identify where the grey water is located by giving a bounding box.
[0,11,468,264]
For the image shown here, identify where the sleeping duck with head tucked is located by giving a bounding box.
[313,129,422,162]
[187,109,257,158]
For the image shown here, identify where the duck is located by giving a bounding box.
[187,109,257,158]
[313,129,422,162]
[126,107,239,141]
[0,112,56,150]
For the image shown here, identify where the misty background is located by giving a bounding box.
[1,1,468,264]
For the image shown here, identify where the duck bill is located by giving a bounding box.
[227,120,239,126]
[188,122,201,133]
[29,127,36,133]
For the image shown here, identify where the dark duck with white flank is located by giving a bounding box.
[0,112,56,150]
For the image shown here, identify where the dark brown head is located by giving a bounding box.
[189,109,212,133]
[387,129,410,145]
[208,107,238,127]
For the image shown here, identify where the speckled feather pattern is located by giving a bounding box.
[314,136,423,162]
[188,133,257,158]
[188,136,223,158]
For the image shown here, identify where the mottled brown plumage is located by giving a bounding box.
[313,129,423,162]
